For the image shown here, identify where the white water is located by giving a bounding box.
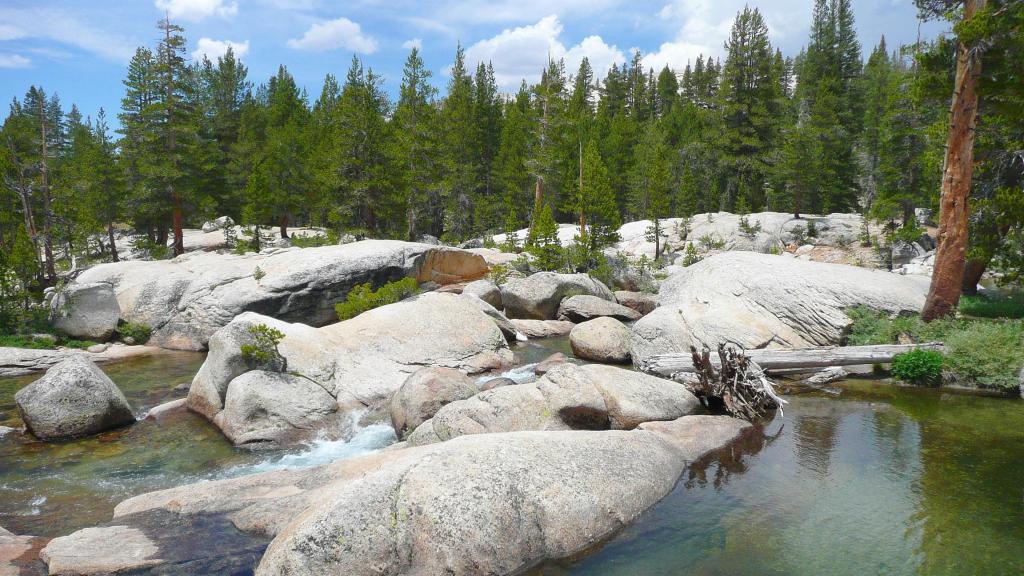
[476,362,540,386]
[221,421,397,478]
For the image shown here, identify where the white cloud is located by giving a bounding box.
[0,24,26,41]
[192,38,250,62]
[0,54,31,69]
[402,38,423,51]
[154,0,238,22]
[0,7,137,62]
[463,15,625,91]
[286,18,378,53]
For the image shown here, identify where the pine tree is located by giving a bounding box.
[243,66,311,241]
[526,202,562,271]
[629,121,672,259]
[717,6,783,211]
[472,62,503,232]
[331,57,394,235]
[494,83,533,232]
[573,140,620,251]
[394,48,439,240]
[440,45,477,240]
[528,58,568,215]
[151,16,199,256]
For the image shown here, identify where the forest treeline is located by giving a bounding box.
[1,0,1021,323]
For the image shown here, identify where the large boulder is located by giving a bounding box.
[187,292,512,447]
[502,272,614,320]
[50,282,121,341]
[14,356,135,440]
[630,251,930,366]
[42,415,749,575]
[61,240,488,350]
[390,367,478,439]
[570,317,632,363]
[558,294,641,322]
[462,279,503,309]
[414,363,699,445]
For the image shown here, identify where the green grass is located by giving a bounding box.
[0,334,98,350]
[845,306,1024,391]
[959,291,1024,319]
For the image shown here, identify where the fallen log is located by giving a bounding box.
[640,342,945,379]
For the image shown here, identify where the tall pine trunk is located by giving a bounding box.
[170,188,184,256]
[922,0,986,322]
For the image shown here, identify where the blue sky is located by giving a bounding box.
[0,0,947,123]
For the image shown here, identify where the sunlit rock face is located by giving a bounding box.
[63,240,488,350]
[630,251,930,366]
[187,292,513,448]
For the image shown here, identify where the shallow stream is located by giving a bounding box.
[2,343,1023,576]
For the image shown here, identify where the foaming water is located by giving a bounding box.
[479,362,540,385]
[225,422,397,477]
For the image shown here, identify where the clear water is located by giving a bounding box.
[544,381,1024,576]
[4,342,1024,576]
[0,352,396,538]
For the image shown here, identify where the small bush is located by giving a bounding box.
[682,243,702,267]
[119,322,152,344]
[488,264,511,285]
[697,234,725,251]
[240,324,287,371]
[737,215,762,239]
[62,339,99,350]
[845,306,1024,390]
[943,321,1024,390]
[789,224,808,245]
[891,349,944,385]
[290,232,333,248]
[335,277,419,321]
[253,266,266,284]
[806,220,820,238]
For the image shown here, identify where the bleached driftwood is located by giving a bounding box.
[639,342,944,379]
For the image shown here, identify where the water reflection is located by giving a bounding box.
[553,386,1024,576]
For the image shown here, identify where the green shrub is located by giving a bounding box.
[959,291,1024,319]
[845,306,1024,390]
[806,220,820,238]
[119,322,152,344]
[488,264,511,286]
[737,215,762,238]
[697,234,725,251]
[290,231,338,248]
[682,243,702,267]
[335,277,419,321]
[943,321,1024,390]
[240,324,287,371]
[62,339,99,350]
[253,266,266,284]
[891,349,944,385]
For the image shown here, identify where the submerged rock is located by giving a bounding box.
[14,356,135,440]
[187,292,512,448]
[534,352,570,375]
[61,240,488,350]
[630,252,930,366]
[570,317,632,364]
[501,272,613,320]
